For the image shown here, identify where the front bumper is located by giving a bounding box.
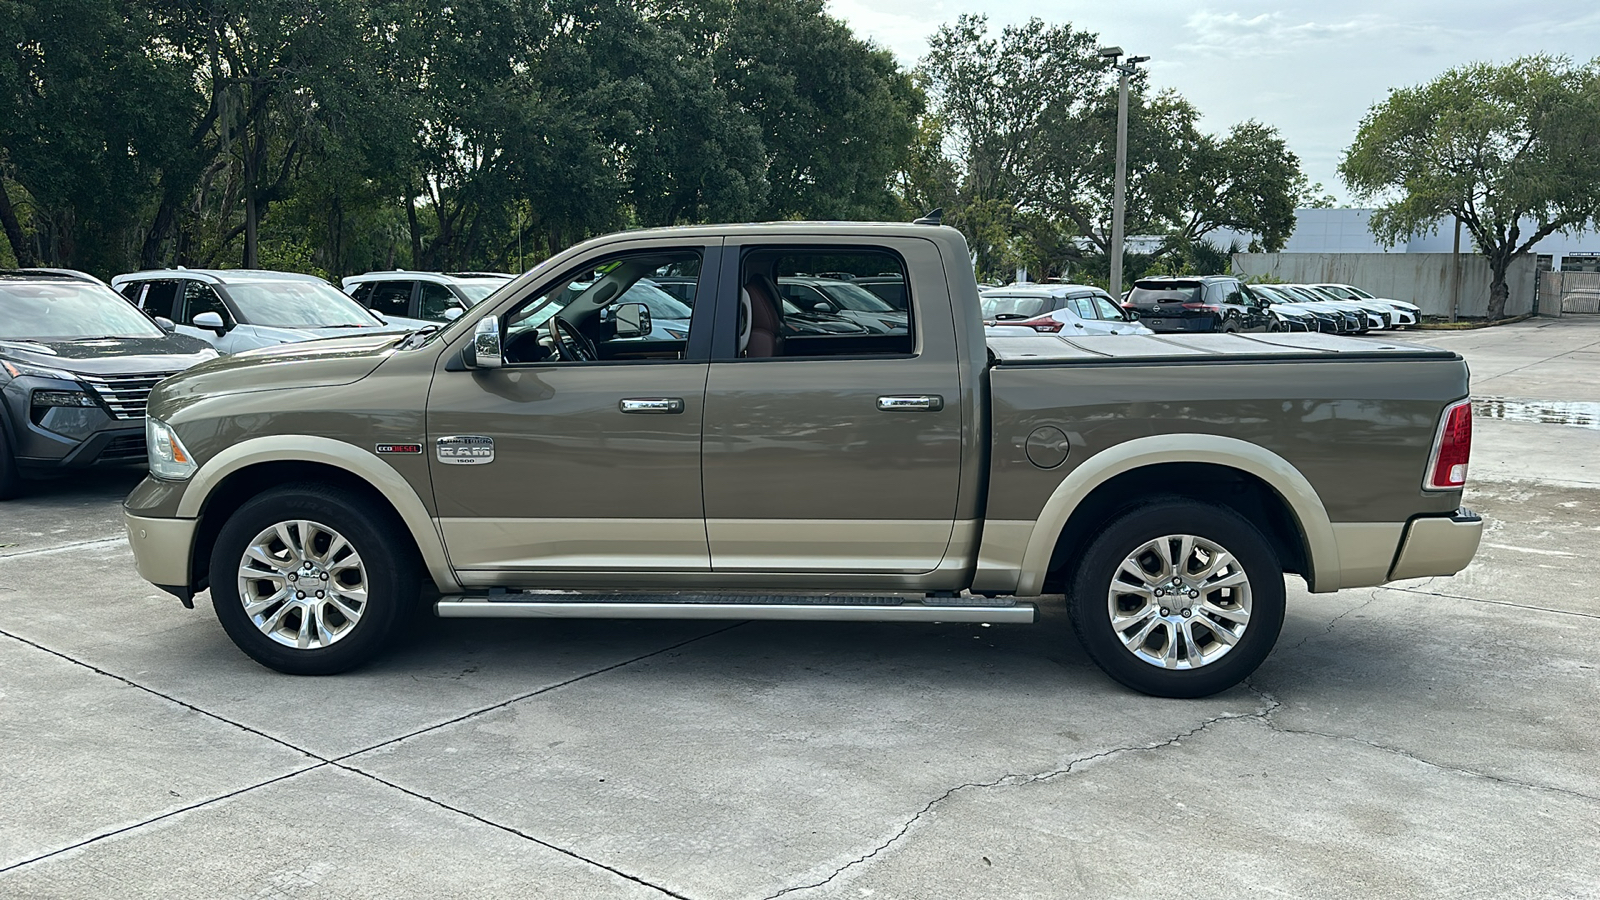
[125,511,199,600]
[1388,509,1483,580]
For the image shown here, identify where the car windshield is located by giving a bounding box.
[1129,284,1201,304]
[981,296,1049,318]
[226,281,382,328]
[456,281,508,303]
[1317,285,1357,300]
[0,281,165,340]
[815,281,895,312]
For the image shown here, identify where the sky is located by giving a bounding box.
[827,0,1600,204]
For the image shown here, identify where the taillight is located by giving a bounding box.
[1181,303,1222,312]
[1022,315,1063,333]
[1425,399,1472,490]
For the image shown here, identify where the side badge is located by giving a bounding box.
[435,435,495,465]
[375,442,424,455]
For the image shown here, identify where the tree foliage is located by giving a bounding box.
[1341,55,1600,318]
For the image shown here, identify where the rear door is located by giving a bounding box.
[700,238,963,580]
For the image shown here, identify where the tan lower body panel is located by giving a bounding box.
[125,513,198,587]
[705,518,957,574]
[1388,512,1483,580]
[1329,522,1407,589]
[971,520,1032,593]
[437,517,710,571]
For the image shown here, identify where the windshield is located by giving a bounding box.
[1316,285,1357,300]
[815,281,895,312]
[981,296,1049,318]
[0,282,165,340]
[1129,284,1201,304]
[456,281,508,303]
[226,281,382,328]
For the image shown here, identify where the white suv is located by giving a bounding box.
[342,271,513,323]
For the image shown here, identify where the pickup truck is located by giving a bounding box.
[122,222,1482,697]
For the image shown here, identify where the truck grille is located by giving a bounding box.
[79,373,173,420]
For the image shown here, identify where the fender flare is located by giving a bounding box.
[1014,434,1339,596]
[176,434,461,593]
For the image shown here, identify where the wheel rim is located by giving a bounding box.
[1106,533,1252,670]
[237,520,369,650]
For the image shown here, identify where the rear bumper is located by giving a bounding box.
[1388,509,1483,581]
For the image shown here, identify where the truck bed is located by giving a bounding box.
[986,332,1459,365]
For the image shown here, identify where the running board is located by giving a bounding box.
[435,593,1034,623]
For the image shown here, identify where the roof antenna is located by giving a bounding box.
[912,208,944,226]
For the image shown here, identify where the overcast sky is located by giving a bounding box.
[829,0,1600,204]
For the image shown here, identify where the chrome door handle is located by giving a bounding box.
[877,395,944,412]
[619,397,684,414]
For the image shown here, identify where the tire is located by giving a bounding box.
[1220,320,1240,333]
[1067,500,1285,698]
[209,483,418,675]
[0,431,23,501]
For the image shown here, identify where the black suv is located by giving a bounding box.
[1124,275,1273,333]
[0,271,217,499]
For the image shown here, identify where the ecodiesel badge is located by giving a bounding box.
[435,435,495,465]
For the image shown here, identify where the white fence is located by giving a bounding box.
[1539,271,1600,315]
[1231,252,1536,319]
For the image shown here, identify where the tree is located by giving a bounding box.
[1341,55,1600,319]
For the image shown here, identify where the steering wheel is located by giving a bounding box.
[549,316,597,362]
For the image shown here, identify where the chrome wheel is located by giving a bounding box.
[237,520,368,650]
[1107,533,1252,670]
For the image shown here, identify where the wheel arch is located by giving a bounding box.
[178,436,459,593]
[1014,435,1339,596]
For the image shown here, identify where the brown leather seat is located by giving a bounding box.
[740,275,784,358]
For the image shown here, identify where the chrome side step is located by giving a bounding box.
[435,592,1034,623]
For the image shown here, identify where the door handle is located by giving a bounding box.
[619,397,685,414]
[877,395,944,412]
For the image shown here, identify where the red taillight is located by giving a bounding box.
[1022,315,1063,333]
[1181,303,1222,312]
[1425,399,1472,490]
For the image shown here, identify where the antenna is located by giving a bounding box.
[913,208,944,226]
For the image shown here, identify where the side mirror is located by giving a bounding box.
[192,311,228,335]
[442,307,464,322]
[610,302,651,339]
[466,315,502,369]
[813,302,831,313]
[154,316,177,334]
[1123,310,1139,321]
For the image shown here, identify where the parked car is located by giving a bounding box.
[342,271,513,323]
[851,275,909,310]
[1124,276,1273,333]
[775,277,909,334]
[112,269,419,354]
[1,270,217,499]
[1312,283,1421,327]
[1285,284,1391,331]
[124,221,1481,699]
[1248,285,1342,333]
[980,284,1151,335]
[1270,285,1366,333]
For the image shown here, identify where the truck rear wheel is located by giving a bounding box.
[1067,500,1285,698]
[208,484,417,675]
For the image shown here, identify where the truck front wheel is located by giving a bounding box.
[208,484,417,675]
[1067,500,1285,698]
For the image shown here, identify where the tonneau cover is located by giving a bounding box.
[987,332,1459,364]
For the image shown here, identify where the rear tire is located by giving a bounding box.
[209,483,418,675]
[1067,500,1285,698]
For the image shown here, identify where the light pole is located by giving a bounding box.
[1099,47,1149,299]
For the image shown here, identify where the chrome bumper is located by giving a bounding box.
[1388,509,1483,581]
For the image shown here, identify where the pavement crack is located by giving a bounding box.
[1382,584,1600,620]
[336,764,692,899]
[1284,591,1378,653]
[0,535,127,559]
[760,693,1280,900]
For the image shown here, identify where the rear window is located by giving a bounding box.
[981,296,1049,319]
[1129,284,1201,304]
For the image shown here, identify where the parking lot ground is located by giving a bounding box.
[3,319,1599,899]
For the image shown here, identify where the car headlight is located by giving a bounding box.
[146,417,197,481]
[2,359,75,381]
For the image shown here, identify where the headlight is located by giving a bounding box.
[146,417,197,481]
[31,389,97,408]
[2,359,75,381]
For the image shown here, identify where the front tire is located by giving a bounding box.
[209,483,418,675]
[1067,500,1285,698]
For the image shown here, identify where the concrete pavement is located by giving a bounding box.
[2,318,1597,898]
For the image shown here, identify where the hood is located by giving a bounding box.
[148,331,404,413]
[250,321,413,343]
[0,334,218,376]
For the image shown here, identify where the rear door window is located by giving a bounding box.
[368,281,414,319]
[136,281,181,319]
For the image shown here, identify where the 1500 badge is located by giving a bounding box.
[435,435,495,465]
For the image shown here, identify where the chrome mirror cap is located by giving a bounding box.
[470,316,503,368]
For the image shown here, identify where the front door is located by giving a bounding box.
[427,243,718,581]
[700,239,963,578]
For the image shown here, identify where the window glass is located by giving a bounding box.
[980,296,1049,319]
[137,281,180,319]
[738,247,913,358]
[1070,297,1099,320]
[1091,295,1124,319]
[368,281,414,318]
[347,282,374,304]
[1129,283,1200,304]
[419,283,461,321]
[181,282,229,325]
[226,281,381,328]
[0,282,165,340]
[455,280,506,303]
[500,250,702,364]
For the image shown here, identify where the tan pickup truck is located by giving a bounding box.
[124,222,1481,697]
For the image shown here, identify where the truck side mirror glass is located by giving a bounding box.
[468,316,502,368]
[192,311,227,335]
[610,302,651,339]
